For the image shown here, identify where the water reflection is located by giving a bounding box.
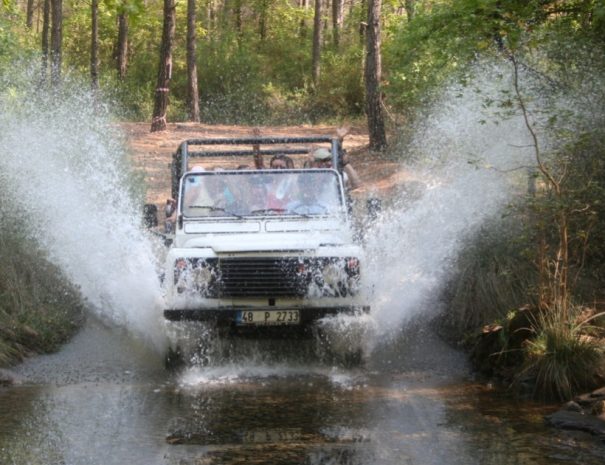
[1,323,604,465]
[163,374,374,465]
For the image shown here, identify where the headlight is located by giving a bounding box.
[174,258,218,295]
[314,257,360,297]
[322,263,343,287]
[192,266,212,288]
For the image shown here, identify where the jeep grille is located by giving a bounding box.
[218,258,307,298]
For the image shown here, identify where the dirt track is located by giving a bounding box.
[122,122,408,206]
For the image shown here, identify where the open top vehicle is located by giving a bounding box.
[149,135,372,364]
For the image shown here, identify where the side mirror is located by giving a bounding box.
[165,198,176,218]
[143,203,159,229]
[366,198,382,222]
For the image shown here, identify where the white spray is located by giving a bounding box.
[364,64,539,342]
[0,70,166,350]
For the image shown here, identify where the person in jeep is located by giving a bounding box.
[310,148,362,191]
[287,175,332,215]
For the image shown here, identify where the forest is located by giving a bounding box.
[1,0,605,400]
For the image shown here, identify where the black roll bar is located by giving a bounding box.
[170,136,343,200]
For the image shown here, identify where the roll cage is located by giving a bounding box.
[170,136,345,200]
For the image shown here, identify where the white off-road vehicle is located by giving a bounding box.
[153,136,371,363]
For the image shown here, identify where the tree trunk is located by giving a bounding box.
[364,0,387,150]
[187,0,200,122]
[404,0,415,22]
[234,0,243,44]
[205,0,212,28]
[50,0,62,86]
[151,0,176,132]
[556,209,569,315]
[26,0,35,28]
[258,0,268,41]
[299,0,309,39]
[311,0,322,86]
[359,0,366,45]
[116,13,129,80]
[332,0,343,49]
[91,0,99,91]
[41,0,50,81]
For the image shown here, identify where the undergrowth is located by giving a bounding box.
[442,215,605,401]
[0,226,85,367]
[516,305,605,401]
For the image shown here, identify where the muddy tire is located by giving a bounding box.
[313,326,365,368]
[164,321,220,369]
[164,344,185,370]
[341,348,363,368]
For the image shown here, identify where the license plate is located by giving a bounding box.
[236,310,300,326]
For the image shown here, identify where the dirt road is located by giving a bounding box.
[122,122,406,206]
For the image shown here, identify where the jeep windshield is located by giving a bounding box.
[181,170,345,219]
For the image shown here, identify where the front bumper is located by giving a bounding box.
[164,305,370,325]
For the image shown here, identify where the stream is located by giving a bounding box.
[1,319,604,465]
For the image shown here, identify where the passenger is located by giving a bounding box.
[182,166,213,215]
[309,147,362,190]
[254,154,294,170]
[207,175,234,210]
[262,156,295,209]
[334,125,363,190]
[269,155,294,169]
[310,148,333,168]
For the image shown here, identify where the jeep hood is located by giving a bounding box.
[180,231,350,252]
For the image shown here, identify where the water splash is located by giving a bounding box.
[364,63,537,341]
[0,67,166,350]
[179,361,362,388]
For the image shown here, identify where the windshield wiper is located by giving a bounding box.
[187,204,243,219]
[285,209,312,218]
[250,208,311,218]
[250,208,286,215]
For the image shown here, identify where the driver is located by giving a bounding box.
[286,176,328,215]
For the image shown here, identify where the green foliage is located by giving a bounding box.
[384,0,505,114]
[103,0,146,19]
[384,0,605,117]
[5,0,605,125]
[0,5,36,66]
[196,35,268,124]
[517,305,605,401]
[64,0,357,122]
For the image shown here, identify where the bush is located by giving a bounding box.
[442,217,537,335]
[516,306,605,401]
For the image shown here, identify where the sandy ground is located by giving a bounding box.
[121,122,410,207]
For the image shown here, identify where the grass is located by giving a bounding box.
[516,305,605,401]
[441,219,536,335]
[0,228,85,367]
[441,216,605,402]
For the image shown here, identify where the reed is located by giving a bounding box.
[442,218,536,334]
[516,304,605,401]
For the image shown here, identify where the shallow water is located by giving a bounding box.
[1,320,603,465]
